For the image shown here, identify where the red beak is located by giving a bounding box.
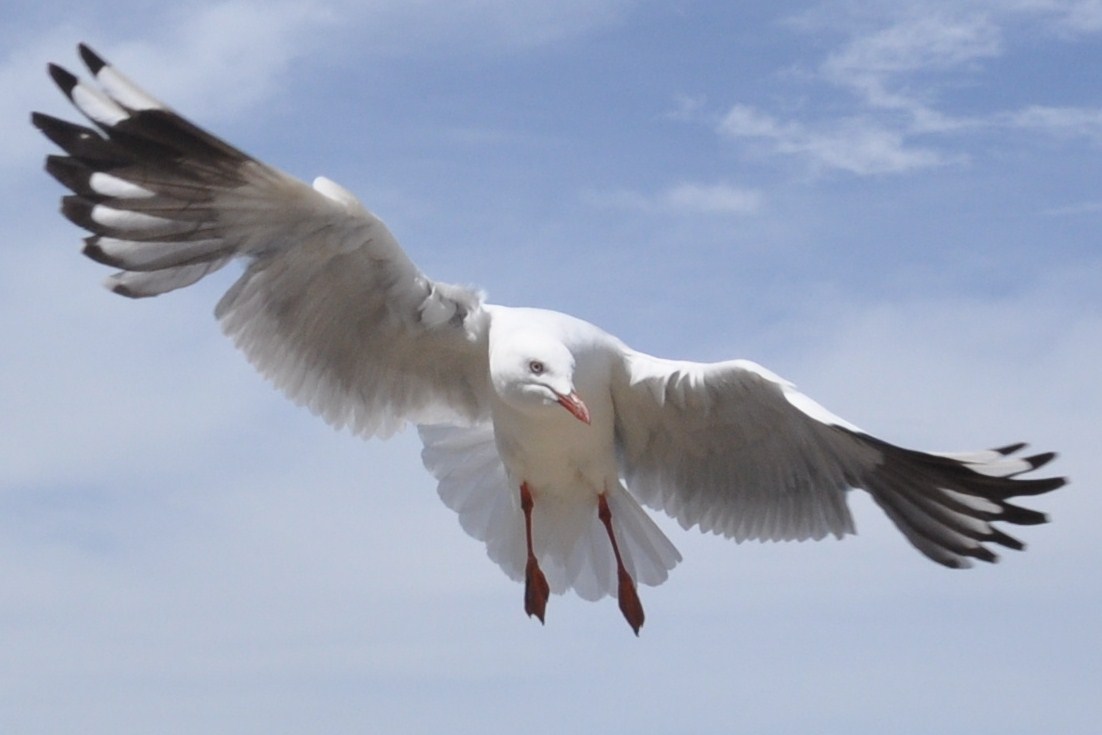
[556,391,591,425]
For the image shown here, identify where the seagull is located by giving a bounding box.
[34,45,1066,635]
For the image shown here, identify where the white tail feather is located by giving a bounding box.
[418,423,681,600]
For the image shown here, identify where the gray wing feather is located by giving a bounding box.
[613,351,1065,567]
[36,44,490,436]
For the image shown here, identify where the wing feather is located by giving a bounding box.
[36,44,490,436]
[612,351,1065,567]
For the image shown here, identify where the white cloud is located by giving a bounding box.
[822,12,1002,77]
[662,182,764,214]
[1007,105,1102,144]
[1057,0,1102,33]
[584,181,763,215]
[1006,0,1102,36]
[713,4,1102,176]
[322,0,640,55]
[789,0,1102,40]
[707,12,1000,176]
[1,24,93,171]
[5,1,335,174]
[88,1,336,121]
[719,104,956,175]
[14,0,643,168]
[1042,199,1102,215]
[820,13,1000,132]
[663,93,709,123]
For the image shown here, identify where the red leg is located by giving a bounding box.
[597,493,645,635]
[520,482,550,624]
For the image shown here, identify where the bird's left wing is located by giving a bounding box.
[611,351,1065,568]
[34,45,491,436]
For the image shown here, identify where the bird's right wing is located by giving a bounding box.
[612,351,1065,568]
[35,45,492,436]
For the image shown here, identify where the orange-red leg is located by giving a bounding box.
[520,482,550,624]
[597,493,645,635]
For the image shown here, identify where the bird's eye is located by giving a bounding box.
[528,360,545,375]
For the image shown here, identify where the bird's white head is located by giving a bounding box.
[489,331,591,424]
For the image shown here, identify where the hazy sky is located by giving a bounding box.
[3,1,1100,733]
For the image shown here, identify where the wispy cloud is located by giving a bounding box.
[822,11,1002,79]
[820,12,1000,132]
[713,12,997,176]
[664,93,709,122]
[719,105,956,175]
[325,0,640,54]
[17,0,644,138]
[712,4,1102,177]
[6,1,335,173]
[1006,105,1102,144]
[92,1,336,120]
[1037,0,1102,36]
[584,181,763,215]
[662,182,764,214]
[1042,199,1102,216]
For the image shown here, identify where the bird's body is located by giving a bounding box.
[489,307,618,494]
[35,45,1066,634]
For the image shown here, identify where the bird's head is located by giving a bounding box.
[489,333,590,424]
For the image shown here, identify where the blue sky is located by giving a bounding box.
[2,1,1100,733]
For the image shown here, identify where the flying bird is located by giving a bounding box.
[34,45,1065,635]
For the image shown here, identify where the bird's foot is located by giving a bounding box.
[524,556,550,624]
[598,493,645,635]
[520,482,549,624]
[616,568,645,636]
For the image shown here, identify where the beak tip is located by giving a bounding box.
[558,391,591,425]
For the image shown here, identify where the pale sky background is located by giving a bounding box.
[3,1,1100,733]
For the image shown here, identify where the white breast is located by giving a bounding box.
[490,367,618,498]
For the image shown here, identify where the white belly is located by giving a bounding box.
[490,391,618,500]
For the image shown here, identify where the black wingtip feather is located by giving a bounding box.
[968,545,999,564]
[33,113,129,168]
[45,155,94,196]
[1024,451,1057,471]
[78,44,106,74]
[1001,475,1067,497]
[47,63,78,98]
[30,111,54,132]
[999,502,1049,526]
[859,435,1065,568]
[987,527,1026,551]
[110,282,146,299]
[60,195,97,231]
[32,112,86,144]
[39,51,254,188]
[32,113,85,154]
[82,236,121,268]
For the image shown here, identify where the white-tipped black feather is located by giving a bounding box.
[35,43,490,437]
[34,46,258,297]
[78,43,107,75]
[616,355,1065,570]
[853,436,1063,567]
